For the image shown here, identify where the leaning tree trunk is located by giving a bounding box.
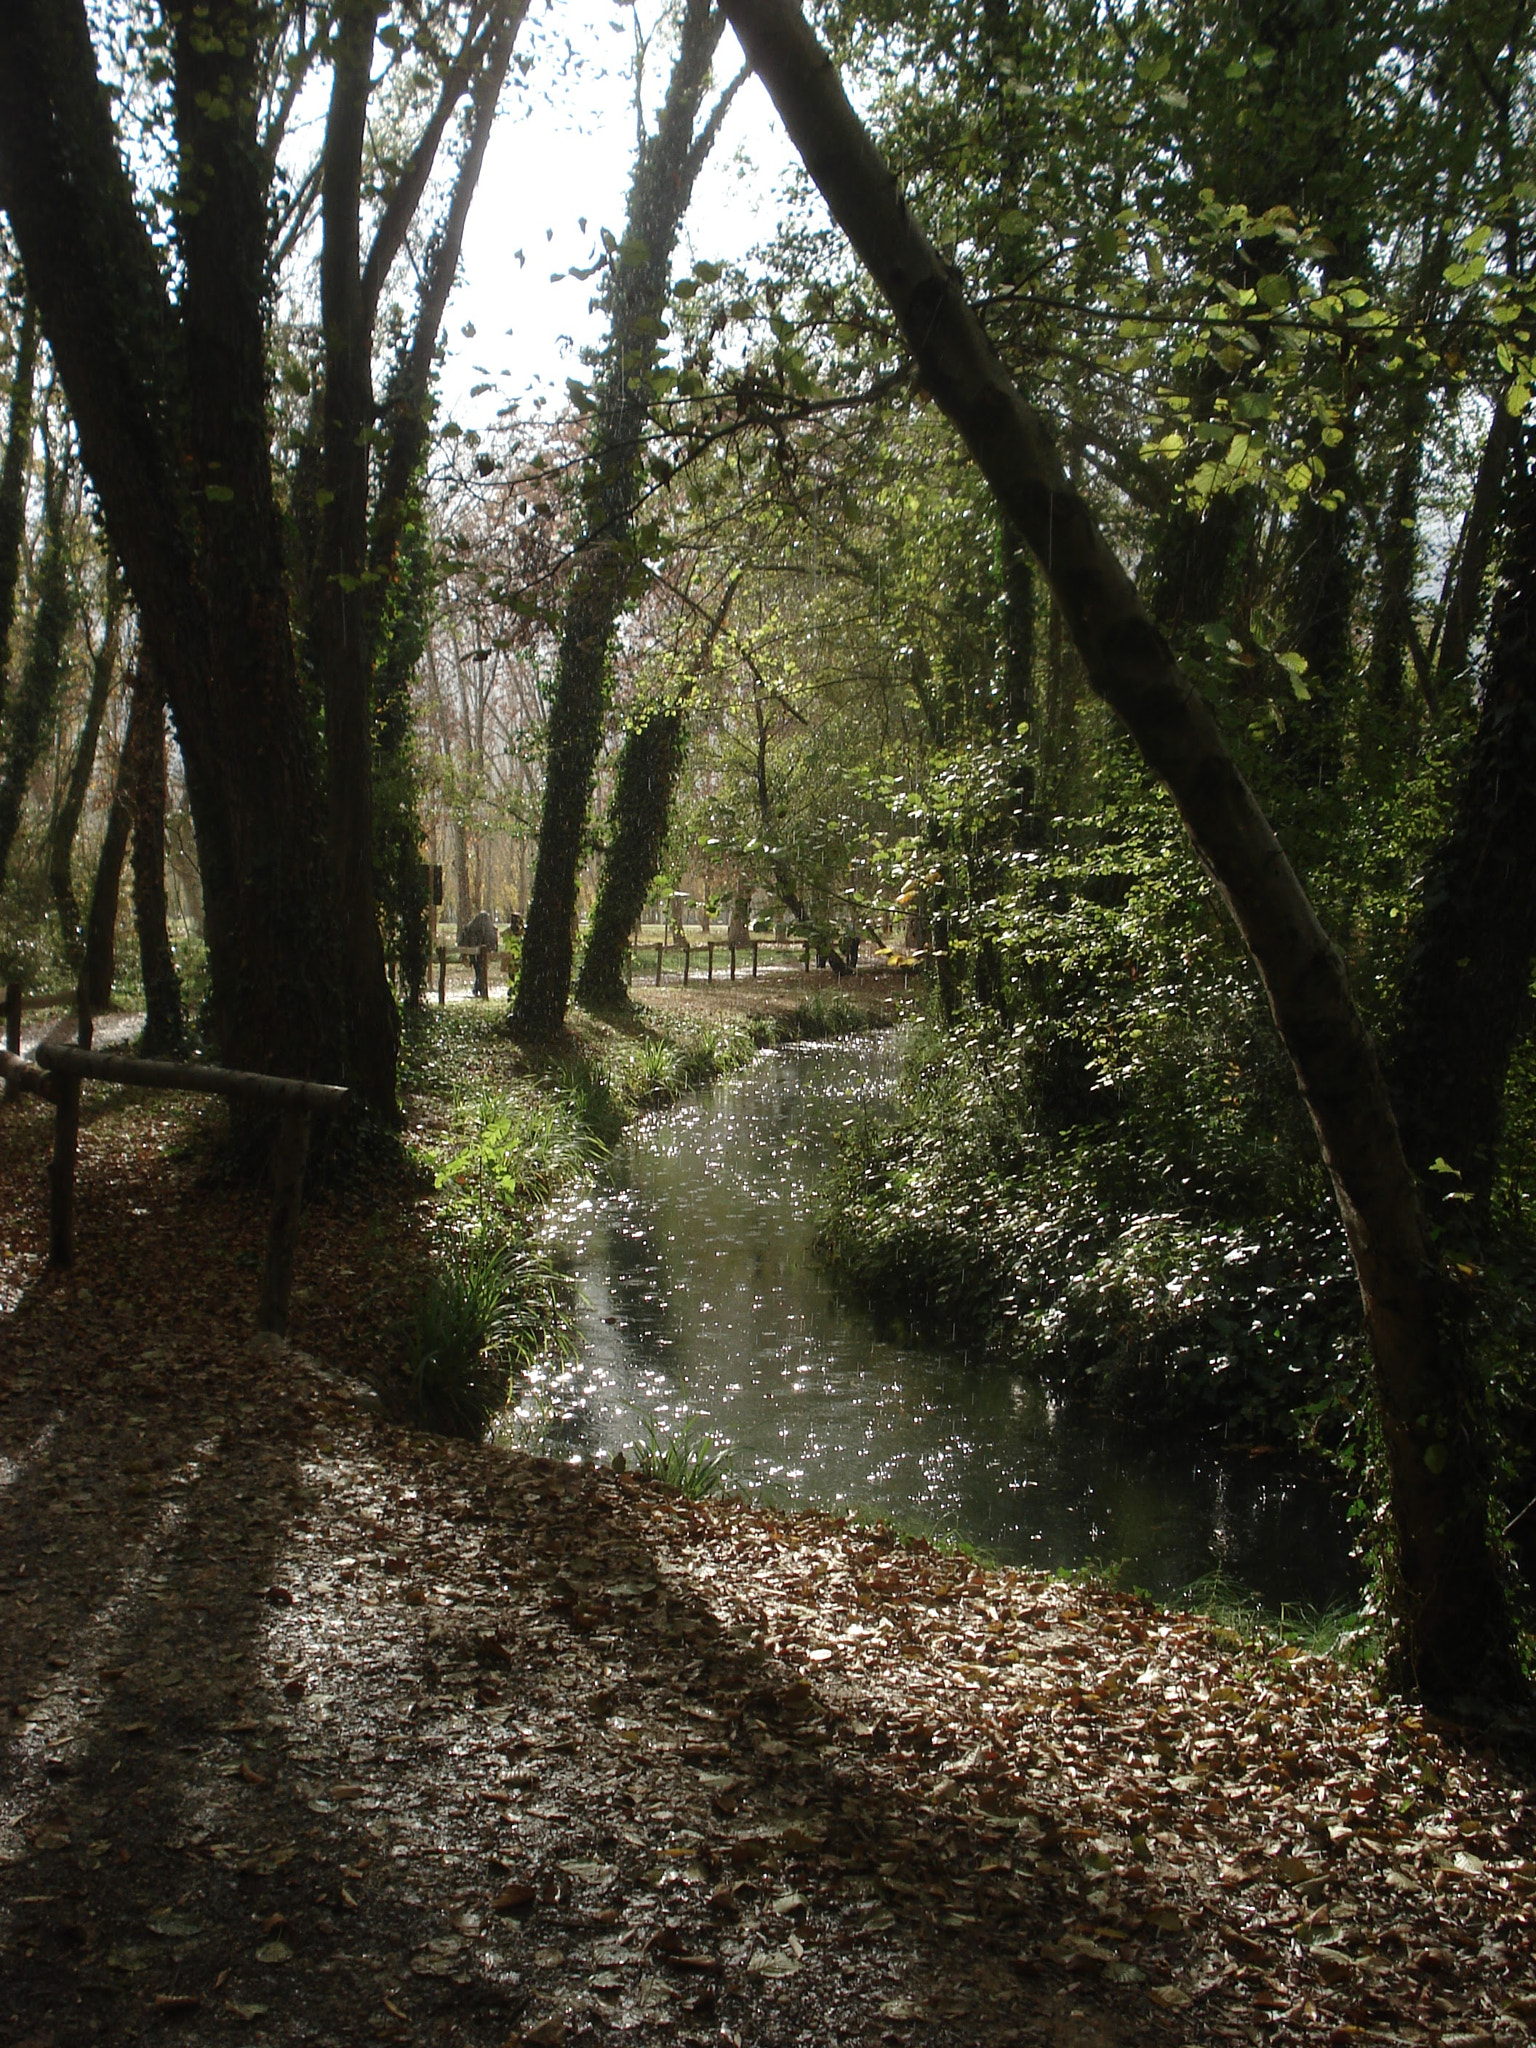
[722,0,1520,1704]
[49,573,122,971]
[576,706,687,1007]
[512,0,735,1037]
[126,663,184,1057]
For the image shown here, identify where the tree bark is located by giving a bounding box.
[512,0,734,1036]
[48,571,122,972]
[722,0,1520,1703]
[576,706,687,1008]
[125,662,184,1059]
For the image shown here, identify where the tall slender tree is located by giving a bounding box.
[513,0,742,1035]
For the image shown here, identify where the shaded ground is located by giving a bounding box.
[2,1007,1533,2046]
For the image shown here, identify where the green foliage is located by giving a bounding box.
[778,989,869,1041]
[1179,1571,1375,1665]
[818,796,1362,1440]
[436,1086,605,1217]
[629,1413,733,1499]
[407,1234,571,1440]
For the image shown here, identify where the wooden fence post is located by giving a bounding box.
[729,944,737,981]
[682,941,691,985]
[48,1074,81,1268]
[707,942,714,983]
[803,939,811,971]
[258,1106,312,1336]
[437,947,448,1005]
[5,981,19,1055]
[655,943,663,986]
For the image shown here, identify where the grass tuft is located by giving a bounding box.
[630,1414,734,1498]
[406,1235,572,1440]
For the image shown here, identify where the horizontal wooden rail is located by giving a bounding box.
[35,1043,349,1113]
[0,1048,57,1100]
[20,1043,350,1336]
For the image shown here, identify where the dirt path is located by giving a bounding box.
[2,1064,1533,2047]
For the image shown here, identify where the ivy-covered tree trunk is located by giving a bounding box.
[0,455,72,894]
[0,1,344,1087]
[512,0,733,1037]
[576,706,687,1007]
[48,572,122,972]
[724,0,1522,1706]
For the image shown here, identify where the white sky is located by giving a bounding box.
[436,6,804,430]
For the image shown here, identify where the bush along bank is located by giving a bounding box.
[396,990,881,1437]
[816,1013,1363,1450]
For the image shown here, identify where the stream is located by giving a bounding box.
[517,1034,1357,1612]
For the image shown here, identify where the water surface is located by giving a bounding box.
[520,1037,1356,1611]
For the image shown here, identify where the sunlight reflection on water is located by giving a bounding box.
[511,1037,1355,1609]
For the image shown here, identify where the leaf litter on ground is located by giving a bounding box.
[0,1004,1532,2046]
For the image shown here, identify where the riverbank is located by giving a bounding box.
[1,997,1532,2044]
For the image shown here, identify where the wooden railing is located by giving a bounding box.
[0,1037,348,1336]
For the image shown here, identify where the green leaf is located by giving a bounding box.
[204,483,234,503]
[1422,1442,1448,1476]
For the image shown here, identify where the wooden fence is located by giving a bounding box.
[0,1028,348,1337]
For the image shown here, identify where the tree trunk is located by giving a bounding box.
[0,455,72,894]
[126,664,184,1059]
[312,0,400,1117]
[1365,388,1430,712]
[0,293,39,712]
[48,573,122,972]
[82,698,133,1011]
[512,0,732,1037]
[722,0,1521,1704]
[366,11,520,1010]
[1435,397,1519,704]
[0,1,346,1088]
[576,706,687,1008]
[1392,423,1536,1235]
